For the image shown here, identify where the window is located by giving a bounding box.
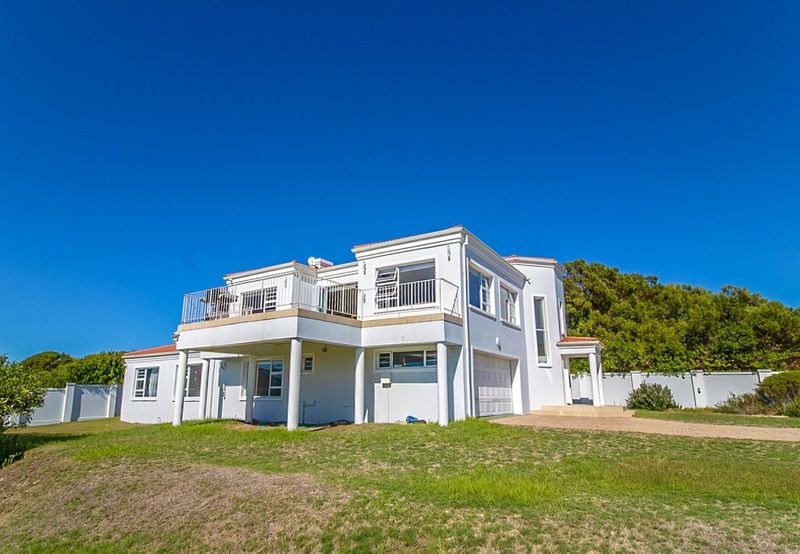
[256,359,283,397]
[500,285,517,324]
[558,299,565,337]
[377,352,392,369]
[241,287,278,314]
[375,261,436,309]
[133,367,159,398]
[469,268,492,312]
[376,350,438,369]
[533,297,548,364]
[174,364,202,398]
[302,354,314,373]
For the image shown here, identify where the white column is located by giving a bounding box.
[596,352,606,406]
[244,355,257,423]
[61,383,76,423]
[436,342,449,426]
[588,352,600,407]
[173,350,189,426]
[561,357,573,405]
[354,347,365,424]
[198,359,210,419]
[287,338,303,431]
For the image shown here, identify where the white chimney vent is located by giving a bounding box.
[307,256,334,269]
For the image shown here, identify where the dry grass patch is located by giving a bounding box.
[0,450,350,552]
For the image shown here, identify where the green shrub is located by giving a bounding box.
[758,371,800,404]
[715,393,771,415]
[626,383,679,411]
[778,397,800,418]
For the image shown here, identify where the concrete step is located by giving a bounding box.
[532,405,633,418]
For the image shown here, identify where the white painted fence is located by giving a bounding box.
[9,383,121,426]
[571,370,778,408]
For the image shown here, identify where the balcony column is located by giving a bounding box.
[198,358,210,419]
[287,338,303,430]
[561,357,573,405]
[244,355,257,423]
[588,352,601,407]
[173,350,189,426]
[436,342,449,426]
[354,347,365,424]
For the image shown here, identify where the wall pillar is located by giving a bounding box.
[354,347,365,424]
[588,352,600,407]
[436,342,449,426]
[173,350,189,426]
[561,357,573,405]
[244,355,257,423]
[287,338,303,431]
[61,383,76,423]
[198,359,210,419]
[106,383,119,418]
[596,351,606,406]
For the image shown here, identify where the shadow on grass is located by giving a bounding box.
[0,432,86,468]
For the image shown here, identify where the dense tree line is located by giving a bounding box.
[563,260,800,372]
[17,351,125,388]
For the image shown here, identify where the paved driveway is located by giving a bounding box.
[496,414,800,442]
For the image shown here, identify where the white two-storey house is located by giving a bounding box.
[121,226,606,428]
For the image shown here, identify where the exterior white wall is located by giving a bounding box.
[13,384,121,427]
[121,351,202,424]
[512,262,568,410]
[571,371,779,408]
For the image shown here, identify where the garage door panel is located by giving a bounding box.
[474,353,513,417]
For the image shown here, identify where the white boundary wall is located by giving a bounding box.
[10,384,122,426]
[571,370,778,408]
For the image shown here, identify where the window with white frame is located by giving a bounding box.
[133,367,159,398]
[558,299,565,337]
[376,350,437,370]
[533,297,549,364]
[500,285,518,325]
[256,359,283,397]
[375,261,436,309]
[174,364,202,398]
[302,354,314,374]
[468,267,492,313]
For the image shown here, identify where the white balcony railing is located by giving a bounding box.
[181,276,460,325]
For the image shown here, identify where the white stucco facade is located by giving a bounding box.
[121,226,603,427]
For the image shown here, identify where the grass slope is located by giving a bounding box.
[1,418,799,553]
[635,410,800,428]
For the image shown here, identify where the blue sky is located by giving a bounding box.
[1,2,798,360]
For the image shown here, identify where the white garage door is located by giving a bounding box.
[474,352,513,417]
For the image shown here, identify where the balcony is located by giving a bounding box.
[180,274,460,326]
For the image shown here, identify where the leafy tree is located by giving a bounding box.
[0,354,46,429]
[564,260,800,372]
[19,351,74,388]
[16,351,125,388]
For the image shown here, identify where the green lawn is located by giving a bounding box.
[1,418,799,553]
[635,409,800,428]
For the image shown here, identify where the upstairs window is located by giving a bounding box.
[134,367,159,398]
[533,297,549,364]
[469,268,492,313]
[375,261,436,309]
[500,285,518,325]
